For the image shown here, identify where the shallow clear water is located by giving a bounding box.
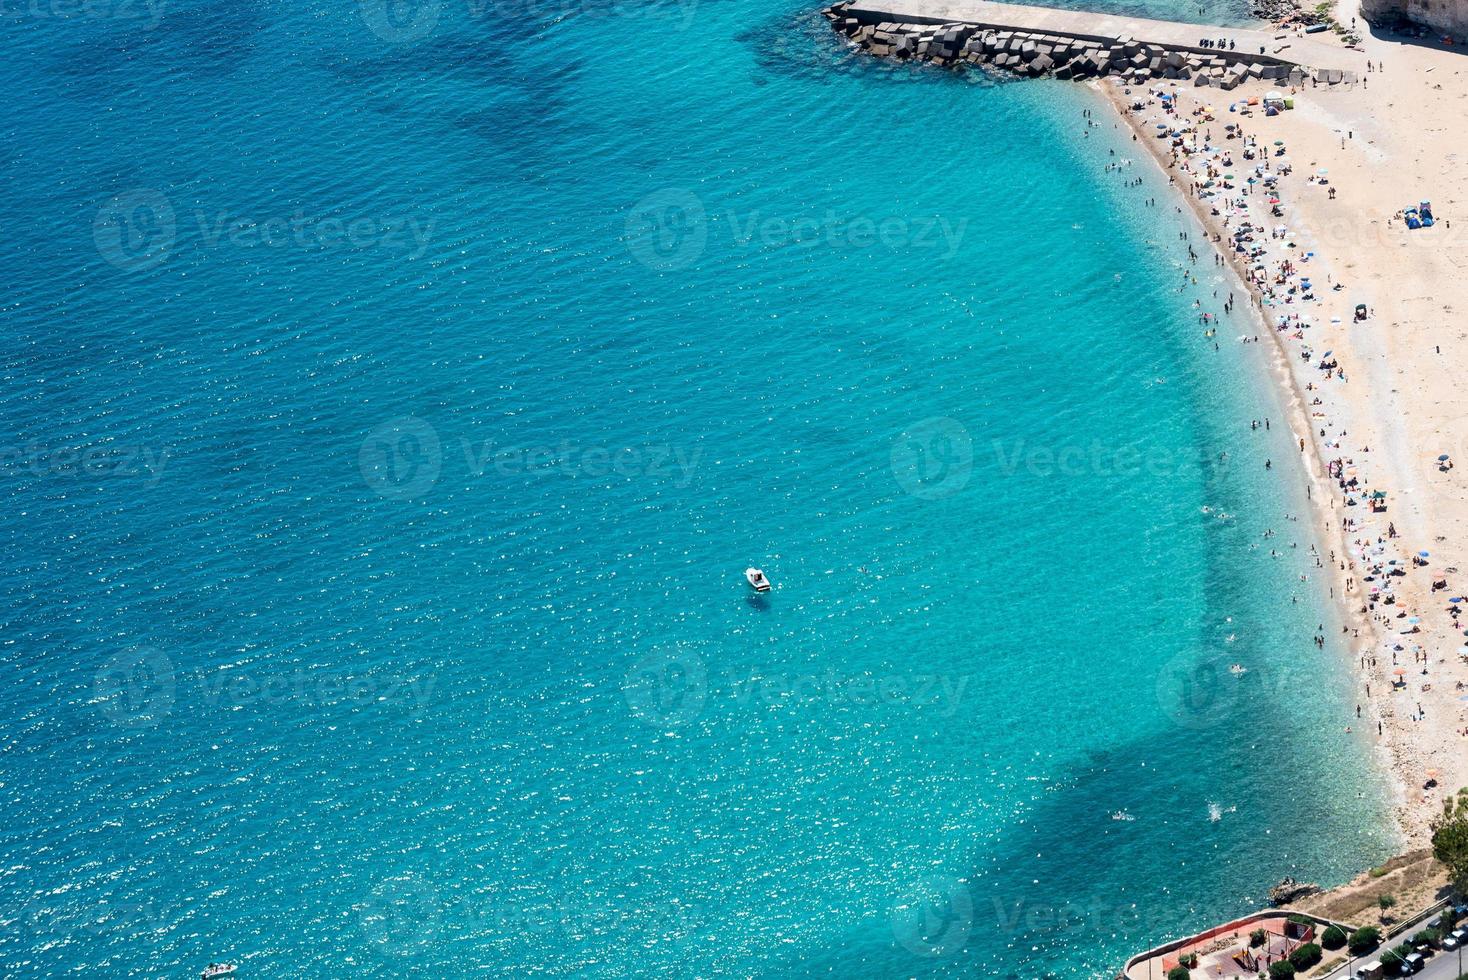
[0,0,1393,976]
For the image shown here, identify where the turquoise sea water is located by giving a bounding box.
[0,0,1395,976]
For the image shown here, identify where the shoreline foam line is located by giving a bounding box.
[1091,76,1416,850]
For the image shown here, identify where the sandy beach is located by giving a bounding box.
[1096,14,1468,846]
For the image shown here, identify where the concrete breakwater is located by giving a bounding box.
[824,0,1360,88]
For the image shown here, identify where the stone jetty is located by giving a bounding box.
[824,0,1362,87]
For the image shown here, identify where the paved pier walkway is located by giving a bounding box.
[844,0,1364,69]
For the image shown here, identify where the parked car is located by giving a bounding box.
[1399,952,1425,974]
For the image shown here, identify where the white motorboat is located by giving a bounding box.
[744,568,771,593]
[201,965,237,980]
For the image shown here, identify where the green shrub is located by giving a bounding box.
[1250,927,1269,947]
[1268,961,1296,980]
[1348,926,1381,954]
[1382,943,1412,968]
[1321,925,1347,950]
[1289,942,1322,970]
[1178,953,1198,969]
[1379,894,1398,910]
[1166,967,1189,980]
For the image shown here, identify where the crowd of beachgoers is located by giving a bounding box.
[1097,73,1468,842]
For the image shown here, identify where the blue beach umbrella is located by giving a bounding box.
[1420,550,1430,557]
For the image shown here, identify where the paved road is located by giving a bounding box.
[1317,945,1466,979]
[1422,944,1467,979]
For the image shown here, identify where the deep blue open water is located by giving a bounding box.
[0,0,1394,976]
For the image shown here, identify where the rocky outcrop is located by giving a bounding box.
[1361,0,1468,38]
[1268,876,1324,906]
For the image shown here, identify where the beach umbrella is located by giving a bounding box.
[1420,550,1431,557]
[1394,667,1407,676]
[1317,168,1328,175]
[1439,454,1450,461]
